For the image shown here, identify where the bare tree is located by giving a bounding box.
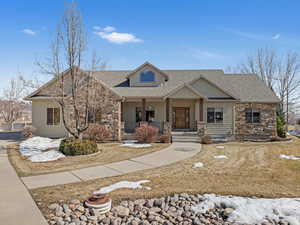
[276,52,300,129]
[37,2,106,139]
[0,76,26,130]
[20,75,43,94]
[239,47,278,91]
[232,48,300,130]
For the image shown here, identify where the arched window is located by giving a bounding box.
[140,70,155,82]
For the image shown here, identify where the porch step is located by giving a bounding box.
[171,131,198,136]
[172,133,200,143]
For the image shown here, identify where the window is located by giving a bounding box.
[207,107,223,123]
[88,108,102,123]
[140,70,155,82]
[136,106,155,122]
[245,108,260,123]
[47,108,60,125]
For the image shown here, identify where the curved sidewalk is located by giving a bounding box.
[22,142,201,189]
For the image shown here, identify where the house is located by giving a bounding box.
[25,62,279,141]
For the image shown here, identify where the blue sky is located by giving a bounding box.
[1,0,300,89]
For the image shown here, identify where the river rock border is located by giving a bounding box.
[46,193,287,225]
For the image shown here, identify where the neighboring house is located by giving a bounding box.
[0,101,32,131]
[25,62,279,140]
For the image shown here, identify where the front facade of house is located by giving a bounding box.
[25,62,279,140]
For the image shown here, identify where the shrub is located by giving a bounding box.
[135,125,159,143]
[84,124,111,142]
[276,114,286,138]
[59,139,98,156]
[201,135,213,144]
[22,125,36,139]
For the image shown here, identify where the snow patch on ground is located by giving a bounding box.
[19,137,63,162]
[216,146,225,149]
[20,137,62,156]
[123,140,139,144]
[192,194,300,225]
[120,143,152,148]
[120,140,152,148]
[212,137,227,142]
[280,154,300,160]
[94,180,151,194]
[192,162,204,168]
[214,155,228,159]
[28,150,65,162]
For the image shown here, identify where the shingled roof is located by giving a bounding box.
[91,69,279,103]
[26,65,280,103]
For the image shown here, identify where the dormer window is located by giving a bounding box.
[140,70,155,82]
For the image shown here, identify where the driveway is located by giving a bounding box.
[0,131,23,145]
[0,133,48,225]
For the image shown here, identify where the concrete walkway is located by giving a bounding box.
[22,142,201,189]
[0,140,48,225]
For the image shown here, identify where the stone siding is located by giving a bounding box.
[235,103,277,139]
[68,81,121,140]
[43,71,122,140]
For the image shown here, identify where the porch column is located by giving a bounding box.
[166,98,170,122]
[199,98,204,122]
[142,98,146,121]
[120,101,124,122]
[118,101,124,141]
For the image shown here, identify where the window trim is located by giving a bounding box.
[46,107,60,126]
[245,108,261,124]
[139,70,156,83]
[207,107,224,124]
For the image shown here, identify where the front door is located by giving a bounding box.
[173,107,190,129]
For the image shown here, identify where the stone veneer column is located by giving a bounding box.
[197,98,206,136]
[118,101,124,141]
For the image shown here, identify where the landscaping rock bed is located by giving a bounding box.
[46,193,293,225]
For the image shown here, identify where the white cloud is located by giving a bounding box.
[95,31,143,44]
[103,26,116,32]
[21,29,36,36]
[93,26,143,44]
[272,33,280,40]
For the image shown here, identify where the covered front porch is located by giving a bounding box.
[121,97,205,134]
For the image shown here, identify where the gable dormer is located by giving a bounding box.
[126,62,168,87]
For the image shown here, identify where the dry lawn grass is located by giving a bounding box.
[31,137,300,217]
[8,142,169,177]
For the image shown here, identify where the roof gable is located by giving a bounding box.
[125,62,169,81]
[191,77,232,99]
[164,83,207,99]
